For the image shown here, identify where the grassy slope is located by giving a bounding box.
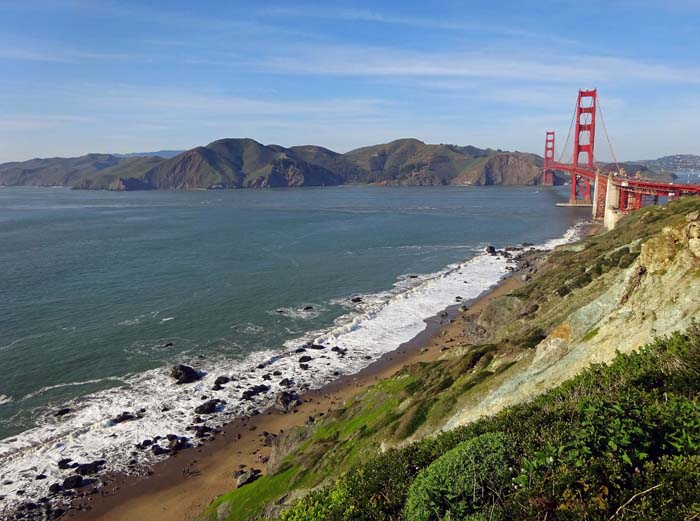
[200,197,700,521]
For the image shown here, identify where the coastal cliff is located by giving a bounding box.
[201,198,700,521]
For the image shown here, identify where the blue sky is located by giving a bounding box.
[0,0,698,163]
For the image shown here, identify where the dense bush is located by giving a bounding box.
[404,432,511,521]
[279,323,700,520]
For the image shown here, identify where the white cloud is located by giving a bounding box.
[259,44,700,85]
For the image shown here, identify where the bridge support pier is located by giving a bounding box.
[603,172,622,230]
[592,171,607,219]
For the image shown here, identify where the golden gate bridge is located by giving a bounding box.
[541,89,700,227]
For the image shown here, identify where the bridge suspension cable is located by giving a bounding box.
[558,97,578,164]
[597,97,620,174]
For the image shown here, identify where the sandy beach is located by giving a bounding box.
[64,273,523,521]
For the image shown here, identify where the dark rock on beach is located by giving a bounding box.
[298,355,313,363]
[168,436,189,452]
[136,439,153,450]
[236,469,260,488]
[61,475,84,490]
[54,408,71,418]
[351,297,363,303]
[171,364,201,384]
[241,384,270,400]
[188,424,215,438]
[75,460,105,476]
[57,458,75,470]
[112,411,136,424]
[195,399,224,415]
[274,391,301,412]
[485,245,497,255]
[152,444,171,456]
[214,376,230,386]
[331,346,348,356]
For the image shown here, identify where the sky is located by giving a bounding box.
[0,0,698,163]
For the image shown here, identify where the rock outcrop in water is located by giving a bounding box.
[171,364,201,384]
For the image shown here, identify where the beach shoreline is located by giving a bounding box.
[61,267,526,521]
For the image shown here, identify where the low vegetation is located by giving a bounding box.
[279,323,700,520]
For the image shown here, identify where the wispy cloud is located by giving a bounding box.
[0,41,148,63]
[259,6,582,46]
[259,43,700,85]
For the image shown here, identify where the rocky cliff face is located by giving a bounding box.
[445,209,700,429]
[462,153,543,186]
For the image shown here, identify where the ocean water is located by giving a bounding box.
[0,185,588,506]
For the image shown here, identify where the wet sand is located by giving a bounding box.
[65,274,523,521]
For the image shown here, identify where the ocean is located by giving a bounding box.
[0,185,588,507]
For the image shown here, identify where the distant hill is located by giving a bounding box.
[8,138,685,191]
[114,150,184,159]
[141,138,343,189]
[0,154,162,189]
[636,154,700,173]
[343,138,545,186]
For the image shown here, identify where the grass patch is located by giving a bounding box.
[581,327,600,342]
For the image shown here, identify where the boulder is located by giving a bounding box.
[299,363,310,370]
[54,408,71,418]
[279,378,293,387]
[351,297,363,303]
[195,399,224,415]
[298,355,313,363]
[112,411,136,424]
[48,483,62,495]
[241,384,270,400]
[171,364,201,384]
[214,376,230,386]
[75,460,106,476]
[151,444,171,456]
[485,245,497,255]
[236,470,260,488]
[57,458,74,470]
[61,475,84,490]
[168,436,189,452]
[188,424,215,438]
[274,391,301,412]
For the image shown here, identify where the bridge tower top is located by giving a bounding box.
[573,88,597,171]
[544,131,555,166]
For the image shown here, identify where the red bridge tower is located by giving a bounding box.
[541,131,555,185]
[570,89,597,204]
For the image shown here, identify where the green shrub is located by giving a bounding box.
[404,432,512,521]
[617,251,639,269]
